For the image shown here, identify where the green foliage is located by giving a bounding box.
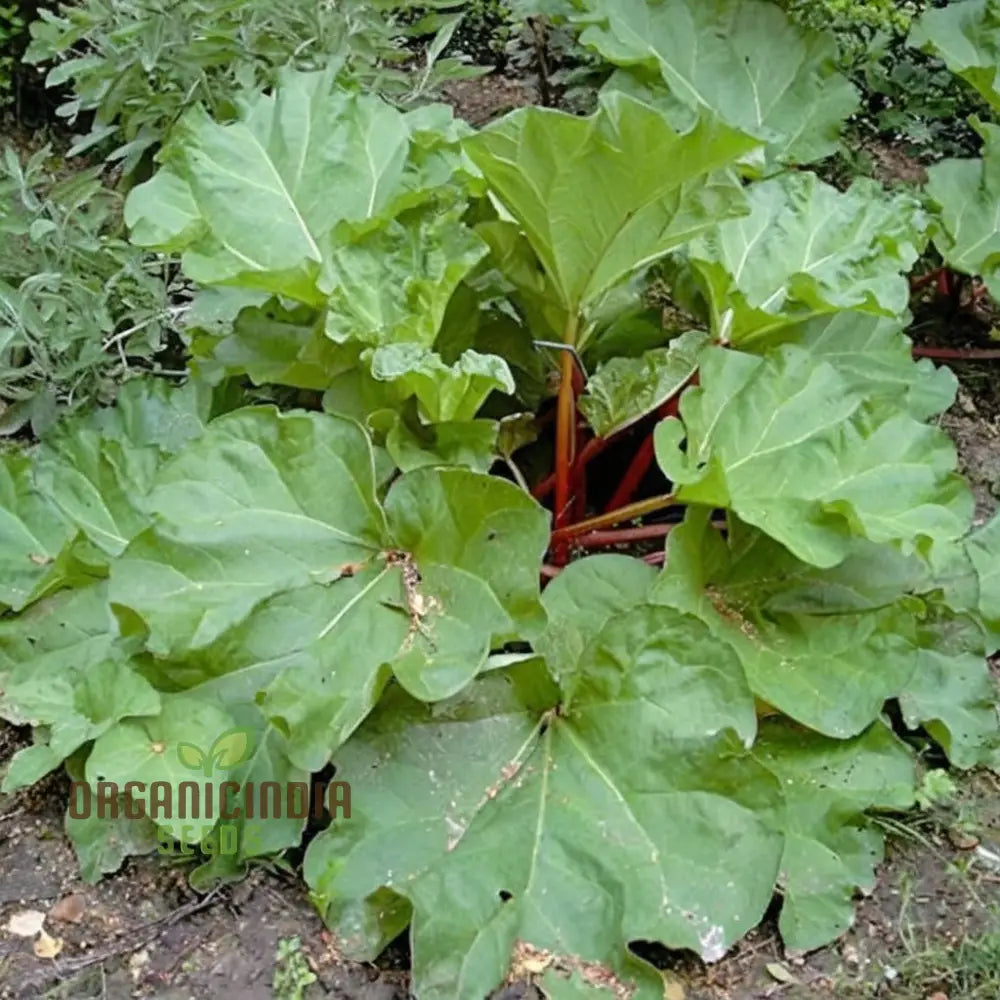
[0,2,25,101]
[575,0,860,169]
[925,119,1000,293]
[273,936,317,1000]
[788,0,987,162]
[781,0,918,42]
[0,145,175,436]
[23,0,479,174]
[908,0,1000,113]
[3,11,1000,999]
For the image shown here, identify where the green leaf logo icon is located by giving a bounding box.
[177,743,206,771]
[209,728,253,774]
[176,728,253,776]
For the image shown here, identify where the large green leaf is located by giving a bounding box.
[539,554,756,740]
[576,0,858,166]
[33,379,210,557]
[0,451,75,611]
[578,331,707,436]
[925,121,1000,293]
[125,69,473,306]
[84,695,238,842]
[654,345,972,567]
[968,511,1000,645]
[684,173,927,344]
[909,0,1000,113]
[0,585,159,792]
[775,313,957,422]
[651,510,925,738]
[305,651,783,1000]
[195,300,356,390]
[108,408,549,709]
[368,344,514,423]
[755,720,916,950]
[900,612,1000,768]
[463,91,759,320]
[322,208,488,350]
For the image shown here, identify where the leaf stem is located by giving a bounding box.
[912,345,1000,360]
[573,523,675,547]
[552,313,580,564]
[551,492,677,542]
[601,388,687,513]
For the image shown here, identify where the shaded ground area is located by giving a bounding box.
[2,739,1000,998]
[0,740,410,1000]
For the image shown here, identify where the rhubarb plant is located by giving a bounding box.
[1,24,1000,1000]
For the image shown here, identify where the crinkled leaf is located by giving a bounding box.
[685,173,927,344]
[925,121,1000,292]
[33,380,209,557]
[125,69,471,305]
[968,511,1000,648]
[577,0,858,166]
[900,613,1000,768]
[305,652,783,1000]
[463,91,759,316]
[109,408,387,653]
[755,720,916,950]
[538,554,756,741]
[579,331,707,436]
[378,413,500,474]
[536,553,658,687]
[322,209,487,349]
[85,695,237,841]
[777,313,956,422]
[199,300,356,390]
[0,452,75,611]
[98,378,211,454]
[909,1,1000,113]
[0,585,159,792]
[322,366,408,424]
[655,345,971,567]
[652,510,924,738]
[369,344,514,423]
[109,408,548,708]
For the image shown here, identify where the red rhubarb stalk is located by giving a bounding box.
[574,523,675,548]
[551,492,677,543]
[602,383,690,513]
[551,316,580,565]
[912,346,1000,360]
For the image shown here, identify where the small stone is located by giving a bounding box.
[49,894,86,923]
[948,827,980,850]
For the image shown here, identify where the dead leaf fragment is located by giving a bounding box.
[766,962,797,984]
[5,910,46,937]
[947,827,979,850]
[129,948,150,981]
[33,930,63,959]
[49,894,86,923]
[663,973,686,1000]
